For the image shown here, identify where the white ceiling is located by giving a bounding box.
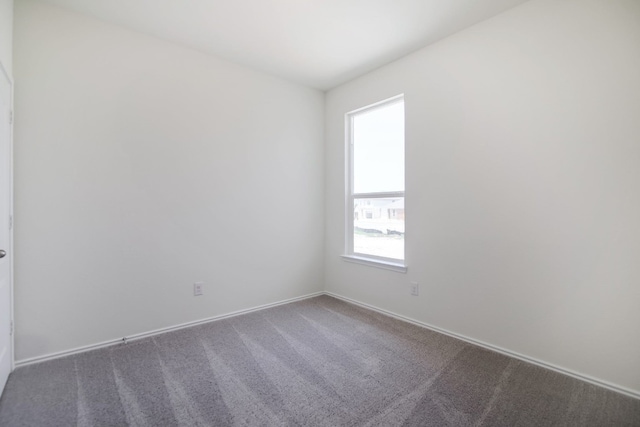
[38,0,530,90]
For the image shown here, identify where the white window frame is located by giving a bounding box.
[342,94,407,273]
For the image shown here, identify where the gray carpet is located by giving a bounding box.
[0,295,638,426]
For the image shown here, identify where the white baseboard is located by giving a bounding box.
[325,291,640,400]
[14,291,324,368]
[13,289,640,401]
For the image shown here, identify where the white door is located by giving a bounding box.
[0,63,12,395]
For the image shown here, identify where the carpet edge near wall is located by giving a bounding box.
[13,292,325,368]
[9,290,640,401]
[324,291,640,401]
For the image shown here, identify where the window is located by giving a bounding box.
[344,95,405,271]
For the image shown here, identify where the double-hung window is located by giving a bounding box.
[344,95,406,272]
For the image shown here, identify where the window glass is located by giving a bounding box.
[353,101,404,194]
[353,197,404,260]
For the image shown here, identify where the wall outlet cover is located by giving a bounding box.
[410,281,419,296]
[194,282,204,296]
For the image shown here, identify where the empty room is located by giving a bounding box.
[0,0,639,425]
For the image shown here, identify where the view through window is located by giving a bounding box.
[347,96,405,262]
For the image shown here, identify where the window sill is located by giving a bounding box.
[340,255,408,273]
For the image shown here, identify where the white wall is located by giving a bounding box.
[13,0,324,361]
[0,0,11,78]
[325,0,640,394]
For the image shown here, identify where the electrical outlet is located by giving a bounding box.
[410,281,419,296]
[194,282,204,296]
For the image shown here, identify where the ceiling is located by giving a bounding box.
[38,0,530,90]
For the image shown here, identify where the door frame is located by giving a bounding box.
[0,59,14,375]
